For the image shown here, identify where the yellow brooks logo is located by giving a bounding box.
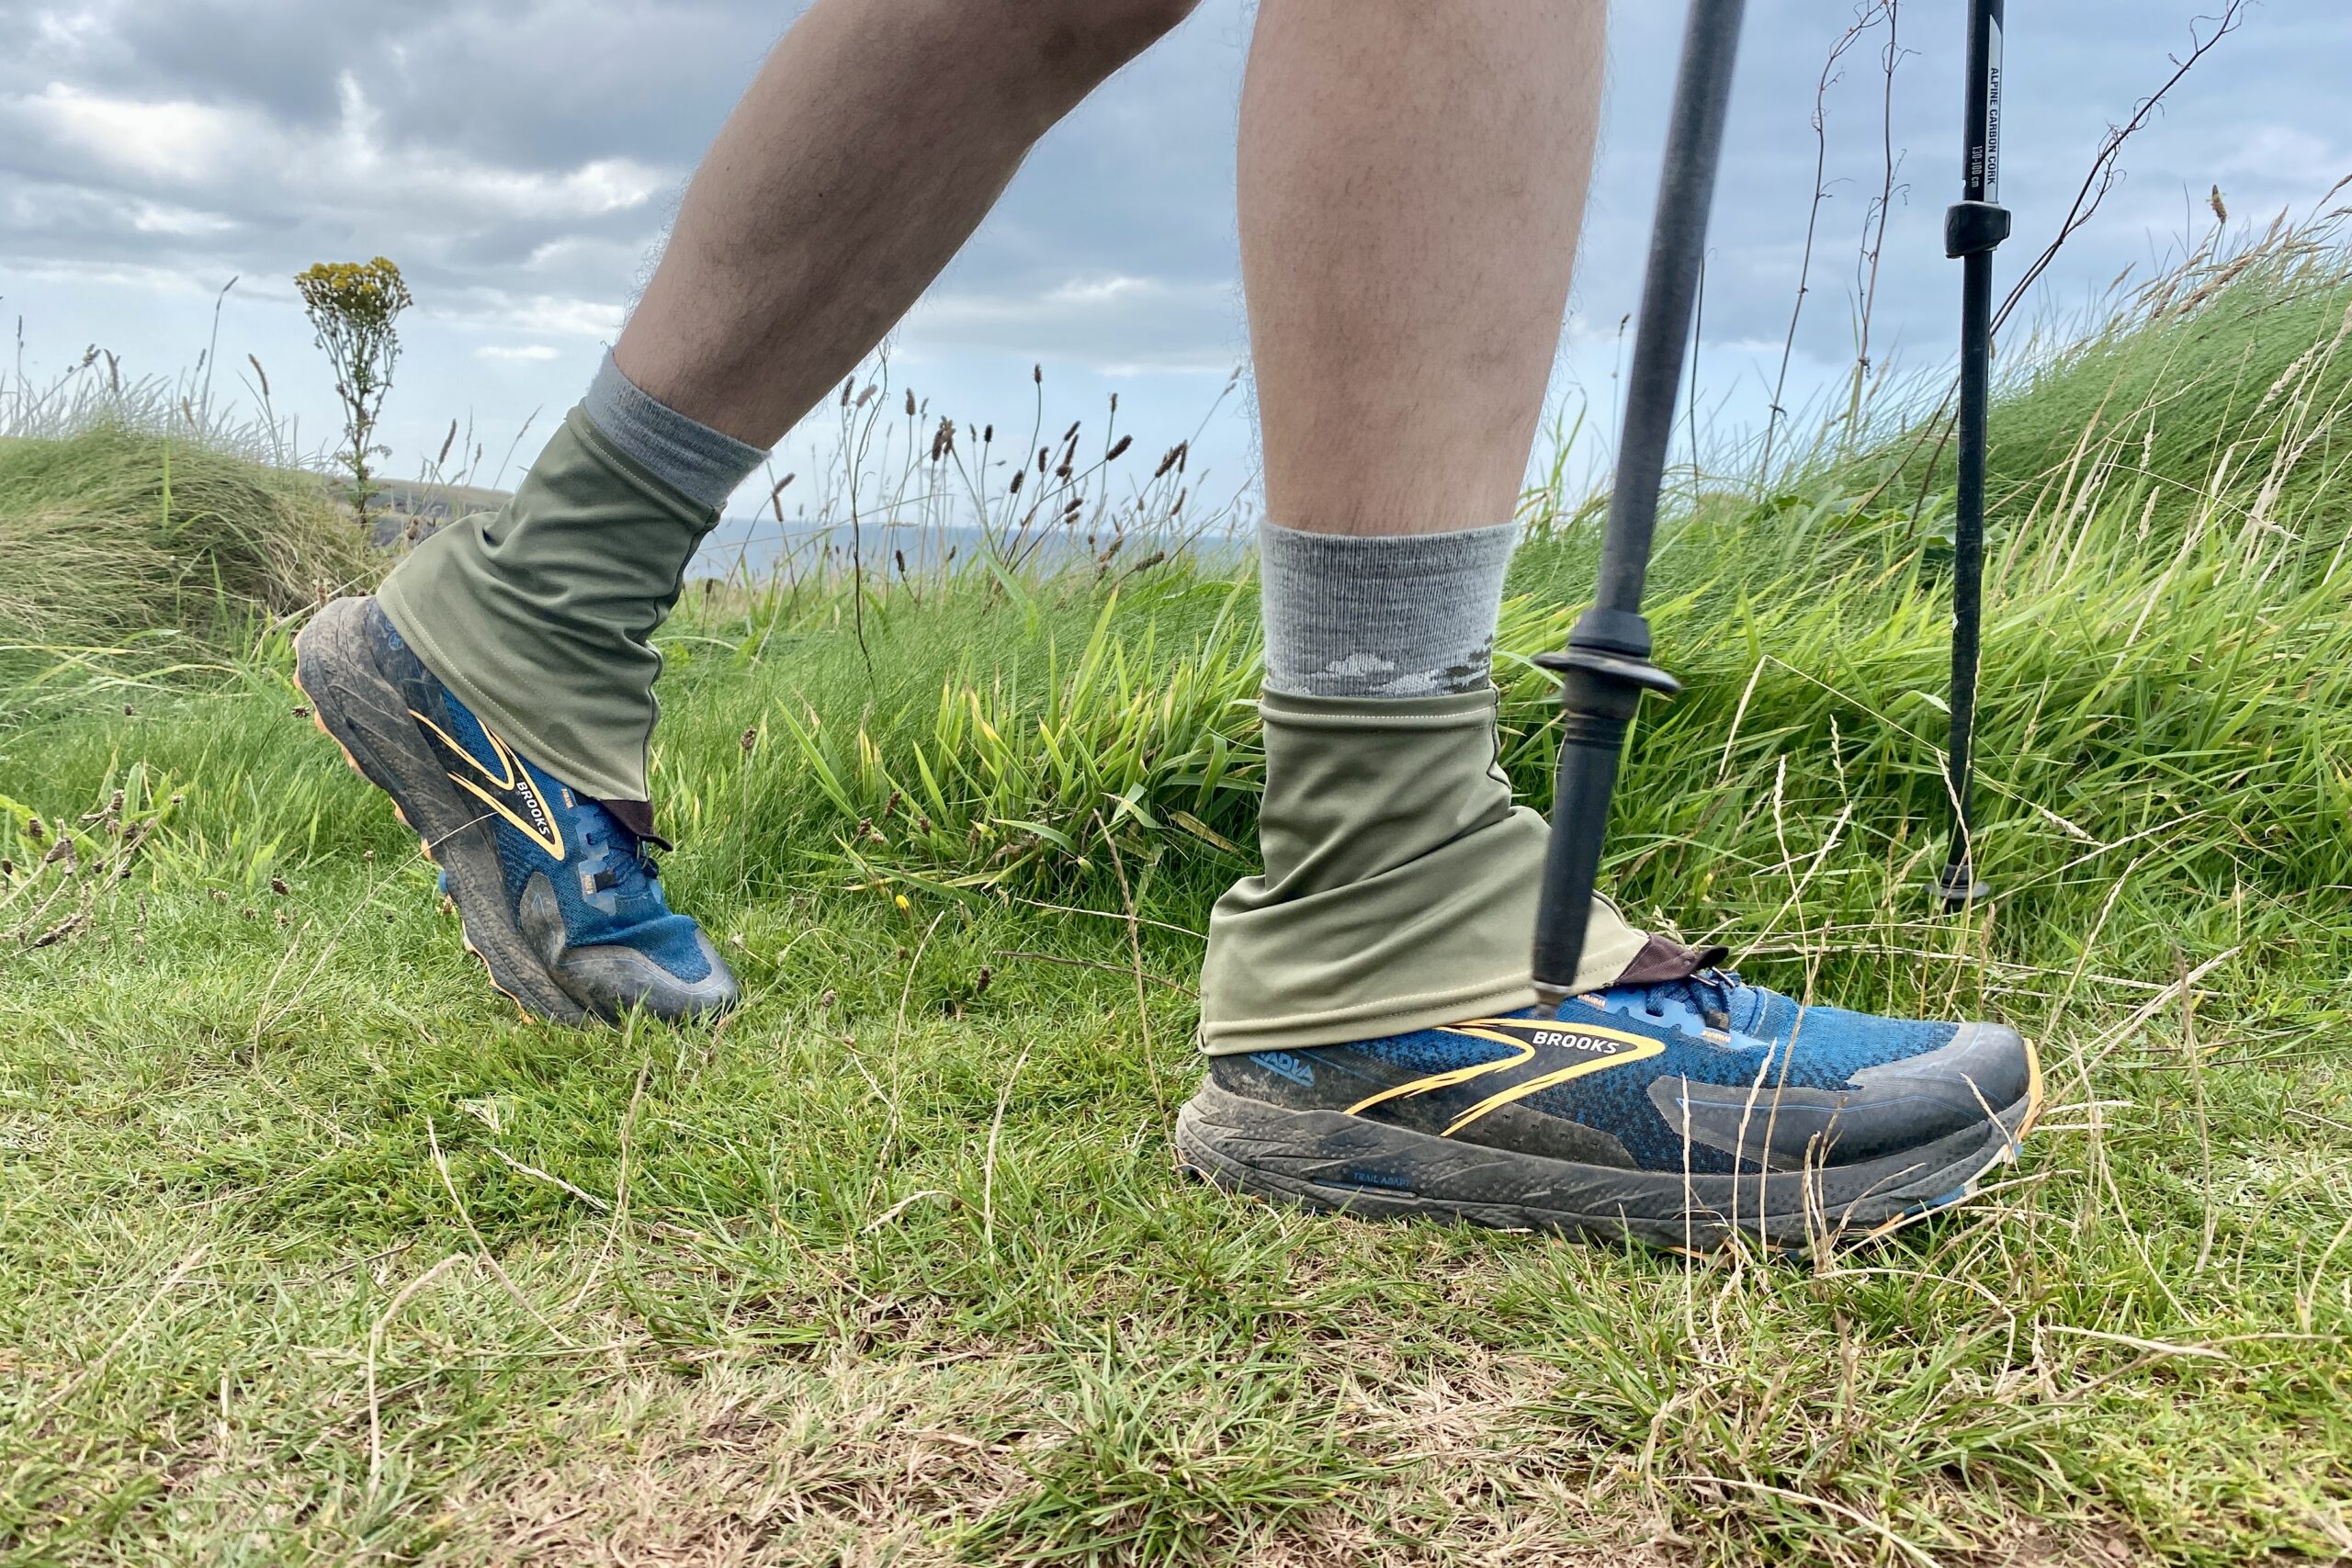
[410,710,566,860]
[1347,1017,1663,1139]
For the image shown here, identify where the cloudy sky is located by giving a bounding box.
[5,0,2346,529]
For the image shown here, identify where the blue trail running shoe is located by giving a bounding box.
[293,596,739,1026]
[1176,970,2040,1252]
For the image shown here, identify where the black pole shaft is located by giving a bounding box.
[1531,0,1747,1001]
[1943,246,1993,895]
[1962,0,2003,209]
[1592,1,1748,619]
[1938,0,2007,908]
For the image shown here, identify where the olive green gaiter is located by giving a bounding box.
[1197,687,1647,1055]
[376,408,717,807]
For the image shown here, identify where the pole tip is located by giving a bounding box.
[1933,861,1992,910]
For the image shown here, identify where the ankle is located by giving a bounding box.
[583,352,768,512]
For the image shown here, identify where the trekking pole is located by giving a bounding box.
[1935,0,2010,908]
[1532,0,1747,1008]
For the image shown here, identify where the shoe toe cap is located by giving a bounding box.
[1928,1021,2033,1111]
[1842,1020,2034,1134]
[559,930,742,1023]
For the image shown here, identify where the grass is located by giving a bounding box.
[0,425,379,716]
[6,229,2352,1564]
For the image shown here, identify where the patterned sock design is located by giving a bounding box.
[1260,520,1517,698]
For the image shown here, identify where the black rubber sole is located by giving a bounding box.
[1174,1043,2041,1254]
[292,597,591,1025]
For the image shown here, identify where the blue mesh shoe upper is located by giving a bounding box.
[383,620,715,988]
[1215,971,2028,1178]
[1580,971,1959,1089]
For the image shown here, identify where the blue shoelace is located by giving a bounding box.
[1612,968,1749,1034]
[581,817,659,899]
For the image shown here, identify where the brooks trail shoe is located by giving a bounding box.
[293,595,740,1026]
[1177,969,2040,1252]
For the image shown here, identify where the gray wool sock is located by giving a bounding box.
[1259,520,1518,698]
[582,351,767,511]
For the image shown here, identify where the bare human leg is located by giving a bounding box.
[1240,0,1605,537]
[619,0,1202,446]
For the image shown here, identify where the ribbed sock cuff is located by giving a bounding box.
[1259,520,1519,698]
[582,352,767,512]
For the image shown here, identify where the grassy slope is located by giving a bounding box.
[6,250,2352,1564]
[0,426,379,716]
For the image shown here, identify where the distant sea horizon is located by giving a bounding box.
[688,514,1253,581]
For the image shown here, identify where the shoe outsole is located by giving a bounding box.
[1173,1033,2043,1255]
[294,598,591,1026]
